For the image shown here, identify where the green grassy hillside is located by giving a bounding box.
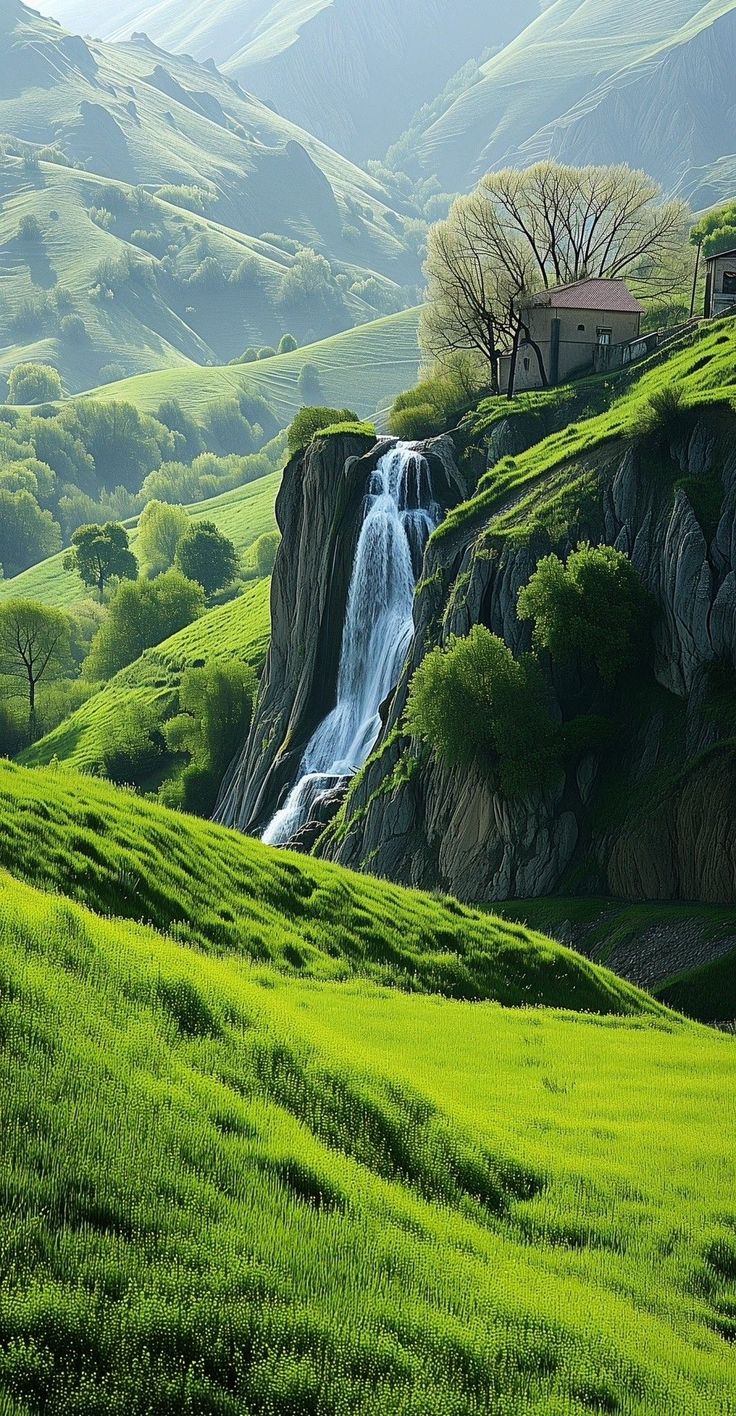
[0,470,279,609]
[0,2,422,388]
[88,307,422,425]
[0,759,653,1011]
[440,318,736,549]
[20,576,270,778]
[0,861,734,1413]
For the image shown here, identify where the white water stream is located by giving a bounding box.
[262,443,440,846]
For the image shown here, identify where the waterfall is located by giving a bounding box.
[262,443,440,847]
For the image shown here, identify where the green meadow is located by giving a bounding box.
[20,578,271,778]
[0,855,734,1414]
[0,473,279,611]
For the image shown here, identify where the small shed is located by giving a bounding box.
[500,278,644,393]
[704,248,736,319]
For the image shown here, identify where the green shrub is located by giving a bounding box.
[17,213,42,243]
[388,359,484,440]
[175,523,239,596]
[164,661,256,815]
[85,570,204,681]
[278,333,298,354]
[287,407,359,457]
[406,626,556,794]
[243,530,280,580]
[102,703,165,786]
[8,364,62,405]
[517,544,647,686]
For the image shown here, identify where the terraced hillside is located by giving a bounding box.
[0,831,735,1412]
[0,1,421,387]
[21,576,271,779]
[0,470,279,609]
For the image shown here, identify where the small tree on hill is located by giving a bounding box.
[517,544,647,685]
[164,661,257,815]
[137,500,189,577]
[8,363,63,405]
[0,600,74,720]
[64,522,138,600]
[175,523,239,596]
[278,333,298,354]
[287,406,359,457]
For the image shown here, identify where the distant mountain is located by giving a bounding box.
[0,2,423,388]
[43,0,539,162]
[405,0,736,204]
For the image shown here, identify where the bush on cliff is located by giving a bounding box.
[287,406,359,457]
[517,544,647,686]
[405,626,555,794]
[388,356,485,440]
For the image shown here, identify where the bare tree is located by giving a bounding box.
[420,162,690,395]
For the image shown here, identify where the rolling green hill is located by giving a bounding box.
[20,576,271,778]
[0,1,422,389]
[0,759,654,1010]
[88,307,422,424]
[1,850,735,1413]
[0,469,279,609]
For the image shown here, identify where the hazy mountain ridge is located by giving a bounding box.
[409,0,736,202]
[43,0,539,161]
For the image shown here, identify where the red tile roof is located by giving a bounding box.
[526,278,644,315]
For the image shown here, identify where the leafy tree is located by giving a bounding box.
[175,523,239,595]
[406,626,555,795]
[257,346,277,360]
[101,703,165,787]
[298,362,325,405]
[278,333,298,354]
[8,363,63,405]
[243,530,280,580]
[164,661,256,815]
[690,202,736,260]
[155,399,203,461]
[85,569,204,680]
[137,500,189,577]
[0,490,62,576]
[0,600,74,719]
[64,522,138,600]
[421,162,688,391]
[17,214,42,243]
[287,406,359,457]
[64,401,173,491]
[517,544,646,685]
[205,399,255,455]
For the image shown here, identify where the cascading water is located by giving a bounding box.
[262,443,440,846]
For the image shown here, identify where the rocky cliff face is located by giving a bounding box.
[215,431,466,834]
[318,405,736,906]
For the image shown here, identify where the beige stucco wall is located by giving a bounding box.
[501,303,641,391]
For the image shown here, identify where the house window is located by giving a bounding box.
[597,327,613,345]
[577,323,585,332]
[523,357,530,372]
[723,270,736,295]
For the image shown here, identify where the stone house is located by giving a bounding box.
[704,248,736,319]
[499,277,644,393]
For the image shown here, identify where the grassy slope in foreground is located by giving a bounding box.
[0,471,279,610]
[20,576,270,776]
[0,760,659,1013]
[0,868,735,1413]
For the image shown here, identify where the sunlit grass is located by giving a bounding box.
[0,868,733,1414]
